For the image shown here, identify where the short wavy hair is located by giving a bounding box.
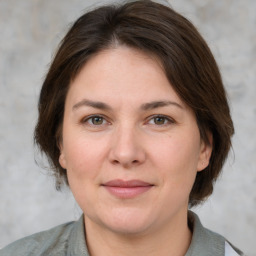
[34,0,234,207]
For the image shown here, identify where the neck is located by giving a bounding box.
[84,211,192,256]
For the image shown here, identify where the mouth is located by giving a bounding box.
[102,179,154,199]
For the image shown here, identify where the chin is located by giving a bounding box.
[106,221,152,236]
[98,208,155,236]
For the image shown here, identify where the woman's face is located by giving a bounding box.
[59,46,212,236]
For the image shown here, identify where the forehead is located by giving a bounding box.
[67,46,184,107]
[74,46,164,84]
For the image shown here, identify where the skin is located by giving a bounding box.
[59,46,212,256]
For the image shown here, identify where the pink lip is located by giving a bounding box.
[102,179,153,199]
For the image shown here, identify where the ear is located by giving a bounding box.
[58,142,67,169]
[59,153,67,169]
[197,132,213,172]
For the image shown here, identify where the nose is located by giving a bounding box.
[108,125,146,168]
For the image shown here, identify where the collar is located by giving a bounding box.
[67,215,90,256]
[185,211,225,256]
[67,212,225,256]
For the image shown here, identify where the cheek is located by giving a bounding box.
[150,132,201,184]
[63,134,107,180]
[63,136,105,208]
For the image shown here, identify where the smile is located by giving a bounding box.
[102,179,154,199]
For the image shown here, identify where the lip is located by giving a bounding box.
[102,179,153,199]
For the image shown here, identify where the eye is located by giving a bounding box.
[148,115,174,126]
[83,115,107,126]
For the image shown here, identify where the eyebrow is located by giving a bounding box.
[72,99,112,111]
[140,100,183,111]
[72,99,183,111]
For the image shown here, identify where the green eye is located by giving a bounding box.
[148,115,173,126]
[90,116,104,125]
[83,115,107,126]
[153,116,166,125]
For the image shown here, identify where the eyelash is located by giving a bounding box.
[81,115,109,126]
[81,115,175,127]
[81,115,176,131]
[147,115,175,126]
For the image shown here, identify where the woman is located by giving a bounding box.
[0,0,244,255]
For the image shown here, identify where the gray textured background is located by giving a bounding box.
[0,0,255,255]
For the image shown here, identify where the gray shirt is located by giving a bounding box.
[0,211,244,256]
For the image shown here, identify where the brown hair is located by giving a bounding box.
[34,0,234,207]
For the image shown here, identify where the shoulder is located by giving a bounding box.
[0,220,76,256]
[187,211,245,256]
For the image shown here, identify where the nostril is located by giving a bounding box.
[111,159,140,167]
[112,160,120,165]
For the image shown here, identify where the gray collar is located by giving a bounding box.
[67,215,90,256]
[67,212,225,256]
[185,211,225,256]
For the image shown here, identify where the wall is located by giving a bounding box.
[0,0,255,255]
